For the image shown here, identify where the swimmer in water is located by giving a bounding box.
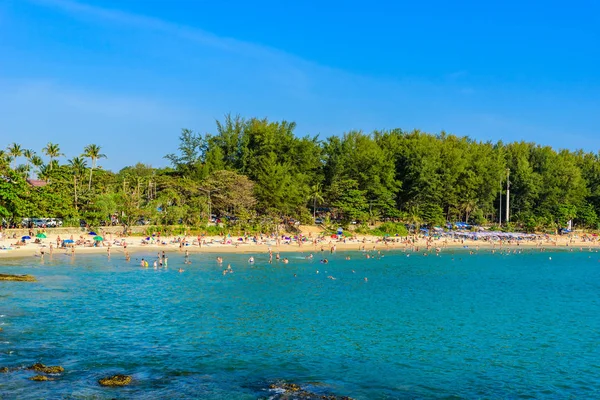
[178,268,184,273]
[248,256,255,263]
[364,277,368,282]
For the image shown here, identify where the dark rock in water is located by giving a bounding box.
[0,327,3,331]
[27,363,64,374]
[0,367,9,373]
[0,274,36,282]
[98,374,132,386]
[267,382,354,400]
[30,375,51,381]
[270,383,302,392]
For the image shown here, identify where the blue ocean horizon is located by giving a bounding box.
[1,249,599,399]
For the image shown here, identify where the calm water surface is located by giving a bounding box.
[1,249,600,399]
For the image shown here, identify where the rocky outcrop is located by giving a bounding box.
[98,374,132,386]
[0,274,36,282]
[30,375,51,381]
[0,367,9,373]
[268,382,354,399]
[27,363,64,374]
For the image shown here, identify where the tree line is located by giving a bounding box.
[1,114,599,232]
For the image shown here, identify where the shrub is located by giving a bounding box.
[371,222,408,237]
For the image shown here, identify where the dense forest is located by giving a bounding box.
[1,115,599,232]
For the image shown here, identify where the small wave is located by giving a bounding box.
[268,388,286,394]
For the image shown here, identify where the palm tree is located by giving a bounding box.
[68,157,87,210]
[38,164,51,182]
[309,183,324,222]
[0,150,9,168]
[461,199,477,224]
[15,164,30,179]
[83,144,107,190]
[42,142,63,170]
[30,155,44,179]
[407,205,423,235]
[23,149,35,178]
[7,143,23,170]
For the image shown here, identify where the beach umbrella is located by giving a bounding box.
[22,235,31,240]
[36,233,47,238]
[64,239,74,244]
[93,236,103,241]
[88,231,97,235]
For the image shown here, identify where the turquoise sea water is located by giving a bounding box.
[1,249,600,399]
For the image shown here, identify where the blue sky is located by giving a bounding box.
[1,0,599,171]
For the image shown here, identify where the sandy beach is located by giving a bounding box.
[1,228,598,260]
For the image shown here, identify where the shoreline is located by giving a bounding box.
[1,232,598,260]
